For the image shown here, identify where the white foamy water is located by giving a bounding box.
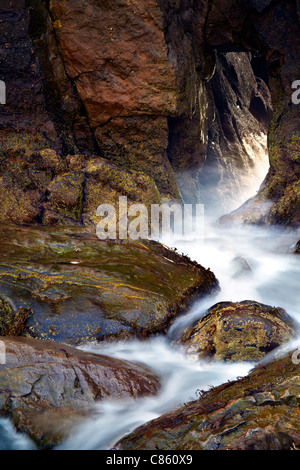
[0,419,36,450]
[1,164,300,450]
[57,218,300,450]
[58,338,252,450]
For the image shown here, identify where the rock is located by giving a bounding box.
[1,1,300,227]
[115,351,300,450]
[0,2,61,152]
[214,1,300,227]
[179,301,297,362]
[294,241,300,254]
[49,0,181,198]
[82,156,161,226]
[0,151,163,226]
[0,336,160,448]
[0,296,30,336]
[0,225,219,345]
[218,178,300,228]
[46,172,85,222]
[197,51,272,215]
[230,256,253,279]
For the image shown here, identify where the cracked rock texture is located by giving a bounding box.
[115,351,300,450]
[0,336,160,448]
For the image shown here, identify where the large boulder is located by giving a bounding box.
[115,351,300,450]
[178,301,297,362]
[0,336,160,448]
[0,225,219,345]
[48,0,182,199]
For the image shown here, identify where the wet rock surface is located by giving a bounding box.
[0,226,219,345]
[197,51,271,214]
[179,301,297,362]
[0,336,160,448]
[115,351,300,450]
[1,1,299,227]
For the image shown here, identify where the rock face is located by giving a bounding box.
[0,147,162,226]
[116,351,300,450]
[0,336,160,447]
[0,225,219,345]
[211,1,300,226]
[179,301,297,362]
[1,1,299,227]
[35,0,183,200]
[198,51,271,215]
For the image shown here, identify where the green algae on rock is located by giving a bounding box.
[0,336,160,448]
[0,148,166,226]
[0,296,31,337]
[0,226,219,345]
[178,301,297,362]
[115,351,300,450]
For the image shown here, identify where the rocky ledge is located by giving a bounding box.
[0,225,219,345]
[115,351,300,450]
[0,336,160,448]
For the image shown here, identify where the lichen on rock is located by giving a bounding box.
[178,301,297,362]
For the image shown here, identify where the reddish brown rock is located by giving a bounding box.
[0,336,160,447]
[50,0,178,126]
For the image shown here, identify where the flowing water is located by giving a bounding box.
[56,218,300,450]
[1,171,300,450]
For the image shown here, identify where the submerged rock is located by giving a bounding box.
[0,336,160,448]
[0,226,219,345]
[179,301,297,362]
[230,256,253,279]
[115,351,300,450]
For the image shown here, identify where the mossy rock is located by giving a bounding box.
[46,171,85,221]
[0,296,30,336]
[83,156,162,226]
[178,301,297,362]
[0,150,173,226]
[0,296,15,335]
[116,351,300,450]
[0,225,219,345]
